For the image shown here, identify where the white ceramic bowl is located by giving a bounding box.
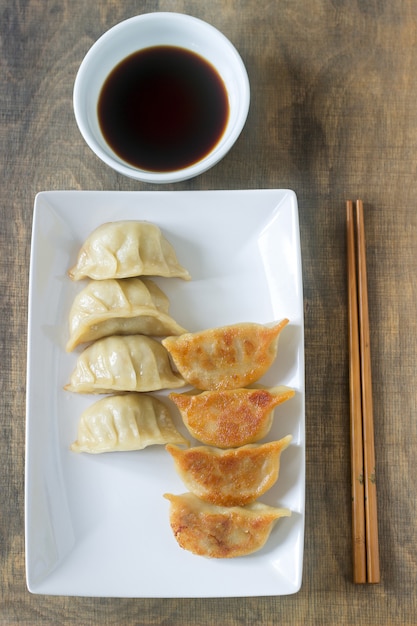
[73,12,250,183]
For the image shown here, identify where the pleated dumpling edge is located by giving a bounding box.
[71,393,189,453]
[66,277,188,351]
[65,335,186,394]
[68,220,191,281]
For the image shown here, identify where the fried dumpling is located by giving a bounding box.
[166,436,292,506]
[66,277,187,351]
[71,394,188,453]
[164,492,291,558]
[68,220,191,281]
[65,335,186,394]
[162,319,289,390]
[170,386,295,448]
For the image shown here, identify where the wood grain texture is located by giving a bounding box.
[1,0,417,624]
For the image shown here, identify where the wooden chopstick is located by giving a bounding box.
[355,200,380,583]
[346,200,367,583]
[346,200,380,584]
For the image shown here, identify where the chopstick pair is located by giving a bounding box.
[346,200,380,584]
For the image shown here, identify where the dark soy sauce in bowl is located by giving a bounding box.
[97,46,230,172]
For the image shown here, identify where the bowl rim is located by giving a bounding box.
[73,12,250,183]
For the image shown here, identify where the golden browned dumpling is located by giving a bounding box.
[65,335,186,394]
[169,386,295,447]
[66,277,187,351]
[164,492,291,558]
[162,320,289,390]
[71,394,188,453]
[166,436,292,506]
[68,221,191,281]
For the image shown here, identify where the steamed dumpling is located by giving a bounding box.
[65,335,186,393]
[164,492,291,558]
[170,386,295,448]
[162,320,289,390]
[71,394,188,453]
[66,278,187,351]
[68,221,191,281]
[166,436,292,506]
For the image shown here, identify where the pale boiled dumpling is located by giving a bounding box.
[68,220,191,281]
[170,386,295,448]
[162,319,289,390]
[66,277,187,351]
[164,492,291,558]
[166,436,292,506]
[65,335,186,394]
[71,394,188,453]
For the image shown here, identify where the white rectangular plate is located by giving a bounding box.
[25,189,304,597]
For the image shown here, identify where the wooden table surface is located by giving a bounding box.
[1,1,416,624]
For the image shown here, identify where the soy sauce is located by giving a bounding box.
[97,46,229,172]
